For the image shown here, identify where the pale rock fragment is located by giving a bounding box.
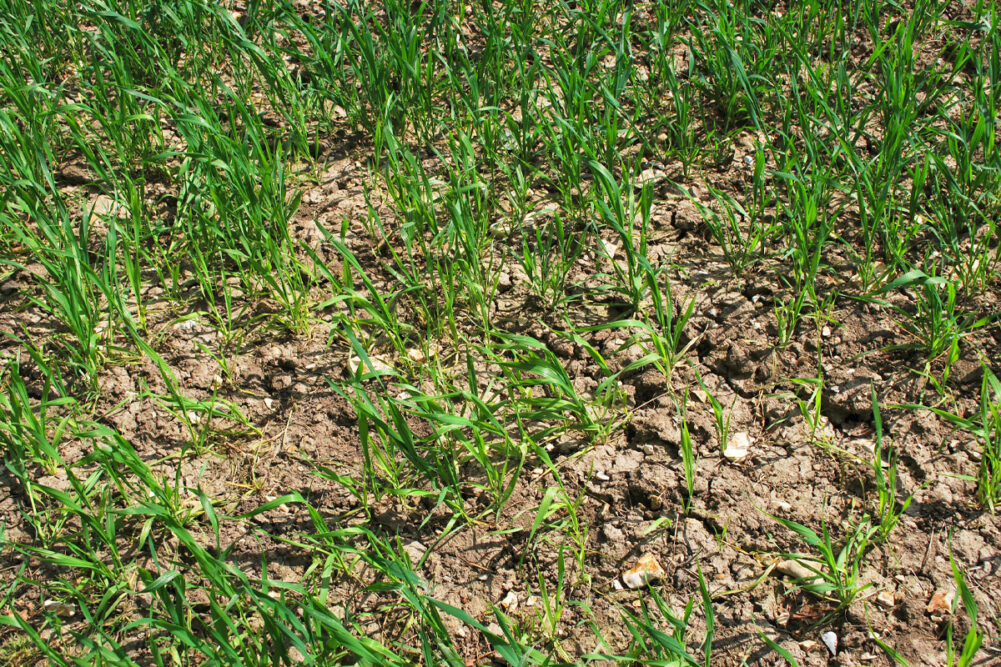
[601,239,618,259]
[347,353,393,375]
[403,540,426,565]
[723,431,752,461]
[927,588,954,613]
[42,600,75,617]
[622,553,666,589]
[407,342,441,364]
[821,631,837,657]
[88,194,129,219]
[639,168,661,185]
[500,591,518,611]
[776,559,821,585]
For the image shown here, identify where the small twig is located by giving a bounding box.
[272,403,295,458]
[920,528,936,573]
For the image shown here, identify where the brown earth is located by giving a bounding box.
[1,0,1000,664]
[2,146,998,664]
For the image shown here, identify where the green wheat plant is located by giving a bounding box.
[589,160,654,315]
[946,547,984,667]
[693,368,733,458]
[686,151,774,277]
[763,508,878,617]
[679,389,697,514]
[869,387,915,541]
[874,269,990,365]
[899,365,1001,512]
[615,566,714,666]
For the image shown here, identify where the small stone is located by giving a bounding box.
[821,325,832,337]
[723,432,752,461]
[500,591,518,611]
[88,194,128,218]
[639,168,660,185]
[489,223,510,239]
[622,553,666,589]
[264,397,274,410]
[347,353,393,375]
[927,588,954,613]
[42,600,75,617]
[595,471,610,482]
[776,559,821,584]
[403,540,426,565]
[876,590,895,608]
[821,631,837,657]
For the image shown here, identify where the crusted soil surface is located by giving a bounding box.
[1,0,1000,665]
[3,148,999,665]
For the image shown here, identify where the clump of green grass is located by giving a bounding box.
[869,387,916,541]
[763,506,879,620]
[900,365,1001,512]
